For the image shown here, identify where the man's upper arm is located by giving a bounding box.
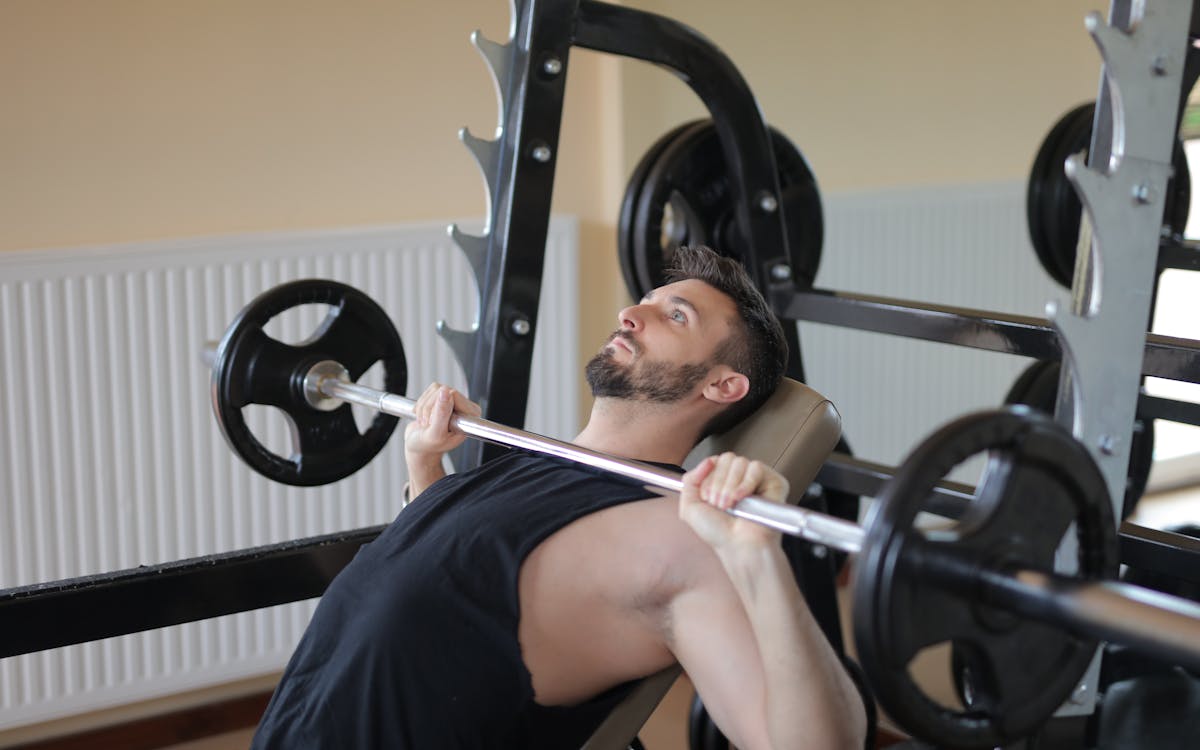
[666,553,773,750]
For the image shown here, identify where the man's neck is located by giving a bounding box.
[573,397,705,466]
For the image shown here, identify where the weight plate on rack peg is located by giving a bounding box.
[618,119,823,299]
[618,122,700,302]
[1026,102,1191,288]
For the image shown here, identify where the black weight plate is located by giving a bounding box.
[1027,102,1192,288]
[1027,103,1090,287]
[1124,412,1156,518]
[618,121,706,301]
[620,120,823,300]
[1045,106,1096,286]
[854,408,1118,749]
[1003,358,1057,407]
[1167,138,1194,240]
[628,120,714,299]
[211,279,407,486]
[1004,359,1154,518]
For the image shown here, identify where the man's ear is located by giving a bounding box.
[702,367,750,405]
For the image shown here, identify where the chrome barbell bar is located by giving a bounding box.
[283,358,1200,671]
[302,360,866,552]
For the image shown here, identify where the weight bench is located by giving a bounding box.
[581,377,843,749]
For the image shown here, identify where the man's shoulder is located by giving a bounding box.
[589,495,725,583]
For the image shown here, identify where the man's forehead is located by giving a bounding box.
[647,278,733,311]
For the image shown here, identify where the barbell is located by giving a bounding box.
[208,279,1200,749]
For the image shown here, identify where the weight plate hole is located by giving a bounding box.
[243,403,303,462]
[908,643,969,712]
[262,303,339,346]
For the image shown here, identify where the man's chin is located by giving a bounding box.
[586,376,635,401]
[586,381,633,399]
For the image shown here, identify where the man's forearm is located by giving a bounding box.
[405,453,446,498]
[720,544,867,749]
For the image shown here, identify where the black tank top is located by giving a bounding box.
[251,450,673,749]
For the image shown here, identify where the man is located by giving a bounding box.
[252,246,869,749]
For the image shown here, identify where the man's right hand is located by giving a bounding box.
[403,383,481,499]
[678,452,789,556]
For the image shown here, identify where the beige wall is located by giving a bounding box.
[2,0,1109,403]
[618,0,1105,192]
[0,0,626,245]
[0,0,629,409]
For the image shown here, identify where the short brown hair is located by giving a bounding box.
[664,245,787,438]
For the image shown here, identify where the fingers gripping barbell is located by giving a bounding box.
[209,280,1200,749]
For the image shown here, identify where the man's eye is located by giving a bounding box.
[670,310,687,322]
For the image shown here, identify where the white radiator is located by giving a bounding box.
[0,217,580,730]
[800,180,1063,481]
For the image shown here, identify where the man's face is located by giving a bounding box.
[585,279,737,403]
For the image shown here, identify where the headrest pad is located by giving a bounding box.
[688,378,841,504]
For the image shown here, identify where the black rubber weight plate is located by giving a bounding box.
[618,119,823,300]
[1027,102,1191,288]
[853,408,1117,748]
[618,121,704,302]
[210,279,407,486]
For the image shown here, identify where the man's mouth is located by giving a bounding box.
[606,332,637,357]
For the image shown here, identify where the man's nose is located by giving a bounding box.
[618,304,643,330]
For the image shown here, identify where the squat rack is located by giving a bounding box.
[4,0,1200,745]
[433,0,1200,732]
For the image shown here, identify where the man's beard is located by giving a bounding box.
[585,332,712,403]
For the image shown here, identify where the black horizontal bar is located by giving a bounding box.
[0,526,384,659]
[1159,237,1200,272]
[5,486,1197,662]
[778,287,1058,359]
[817,452,974,519]
[774,288,1200,383]
[1119,523,1200,585]
[1139,393,1200,426]
[1143,332,1200,384]
[818,454,1200,584]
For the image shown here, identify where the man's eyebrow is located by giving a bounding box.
[641,290,700,320]
[667,295,699,319]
